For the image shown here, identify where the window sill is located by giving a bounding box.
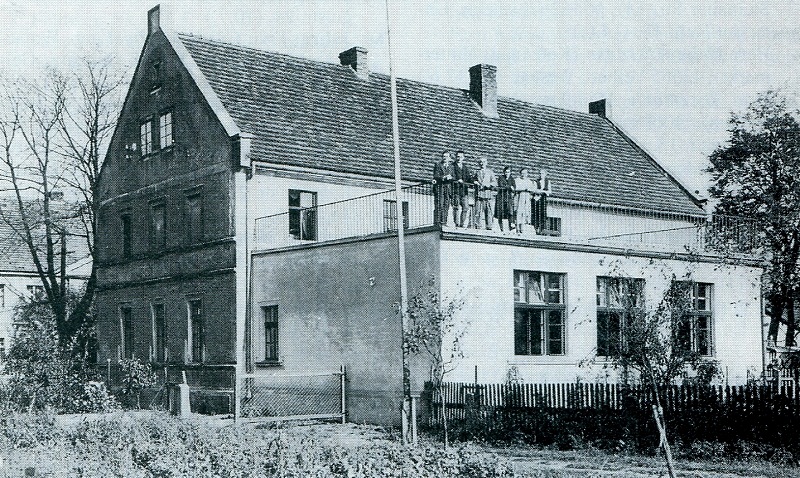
[255,361,283,368]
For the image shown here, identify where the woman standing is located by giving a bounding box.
[533,169,552,234]
[495,166,516,232]
[514,167,534,234]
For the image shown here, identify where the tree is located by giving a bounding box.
[403,276,467,448]
[596,261,723,478]
[0,58,125,353]
[707,91,800,347]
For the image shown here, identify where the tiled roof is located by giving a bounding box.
[178,34,703,215]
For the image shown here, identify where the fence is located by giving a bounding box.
[252,182,759,256]
[237,367,346,422]
[431,381,800,449]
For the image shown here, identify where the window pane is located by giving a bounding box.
[190,300,203,362]
[547,310,564,355]
[514,310,529,355]
[530,312,542,355]
[122,307,134,359]
[527,273,544,304]
[545,273,562,304]
[697,315,711,355]
[263,306,279,361]
[597,278,607,307]
[675,316,691,352]
[160,112,173,148]
[514,271,525,303]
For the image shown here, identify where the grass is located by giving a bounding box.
[0,411,794,477]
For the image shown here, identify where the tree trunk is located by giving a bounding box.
[786,296,797,347]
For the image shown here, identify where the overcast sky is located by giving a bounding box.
[3,0,800,195]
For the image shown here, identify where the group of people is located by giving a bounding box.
[432,150,552,233]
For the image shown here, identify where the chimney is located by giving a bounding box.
[469,64,498,118]
[589,98,608,118]
[339,47,369,78]
[148,5,161,36]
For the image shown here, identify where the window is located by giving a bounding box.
[121,306,134,359]
[0,284,4,307]
[288,190,317,241]
[674,282,713,356]
[188,299,204,363]
[0,338,5,362]
[596,277,645,357]
[514,271,566,355]
[159,112,173,148]
[383,200,409,232]
[152,303,166,363]
[140,120,153,156]
[150,202,166,250]
[121,214,132,258]
[26,285,44,300]
[186,194,203,243]
[262,305,279,362]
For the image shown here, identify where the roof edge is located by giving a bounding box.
[162,29,241,138]
[603,118,706,211]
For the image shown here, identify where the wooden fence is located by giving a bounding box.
[431,381,800,448]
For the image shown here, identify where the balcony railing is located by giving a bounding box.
[252,183,759,257]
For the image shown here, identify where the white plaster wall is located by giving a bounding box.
[439,240,763,385]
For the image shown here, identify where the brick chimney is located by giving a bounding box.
[589,98,609,118]
[148,5,161,36]
[339,47,369,79]
[469,64,498,118]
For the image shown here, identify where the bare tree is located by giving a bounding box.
[403,276,467,448]
[0,58,125,352]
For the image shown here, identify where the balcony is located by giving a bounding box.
[252,183,759,258]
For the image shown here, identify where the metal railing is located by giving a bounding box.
[237,366,346,422]
[252,183,760,256]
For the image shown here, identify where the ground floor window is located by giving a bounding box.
[514,271,566,356]
[121,306,134,359]
[152,303,166,363]
[674,282,713,356]
[262,305,279,362]
[596,277,645,357]
[188,299,204,363]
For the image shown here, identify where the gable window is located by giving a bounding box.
[188,299,204,363]
[596,277,645,357]
[261,305,279,363]
[186,193,203,244]
[514,271,566,356]
[121,306,134,360]
[140,120,153,156]
[159,111,173,148]
[674,282,713,356]
[150,202,166,250]
[383,200,409,232]
[152,303,166,363]
[121,213,132,258]
[288,190,317,241]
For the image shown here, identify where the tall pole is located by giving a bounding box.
[384,0,411,444]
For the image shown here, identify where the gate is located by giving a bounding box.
[236,366,345,423]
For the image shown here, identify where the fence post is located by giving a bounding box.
[340,364,347,424]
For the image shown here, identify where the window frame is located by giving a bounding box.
[596,276,645,358]
[140,118,153,156]
[159,110,173,149]
[260,305,279,364]
[149,200,166,251]
[120,305,134,360]
[514,271,566,356]
[674,281,714,357]
[187,299,204,363]
[383,199,410,232]
[121,213,132,258]
[151,302,167,363]
[288,189,318,241]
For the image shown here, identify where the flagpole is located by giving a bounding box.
[384,0,411,444]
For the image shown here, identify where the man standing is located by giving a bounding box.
[533,169,552,234]
[432,151,453,226]
[451,151,471,227]
[472,156,496,230]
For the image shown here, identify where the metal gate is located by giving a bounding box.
[236,366,345,423]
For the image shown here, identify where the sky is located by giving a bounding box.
[3,0,800,196]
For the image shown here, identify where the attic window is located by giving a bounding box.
[150,61,162,93]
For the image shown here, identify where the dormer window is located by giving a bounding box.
[140,119,153,156]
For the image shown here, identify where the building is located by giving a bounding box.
[95,6,764,424]
[0,204,92,366]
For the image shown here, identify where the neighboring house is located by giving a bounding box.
[95,6,764,424]
[0,204,92,367]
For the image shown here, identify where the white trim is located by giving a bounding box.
[162,30,241,138]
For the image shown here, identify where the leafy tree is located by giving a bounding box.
[0,57,125,353]
[3,293,117,413]
[707,91,800,346]
[403,276,467,449]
